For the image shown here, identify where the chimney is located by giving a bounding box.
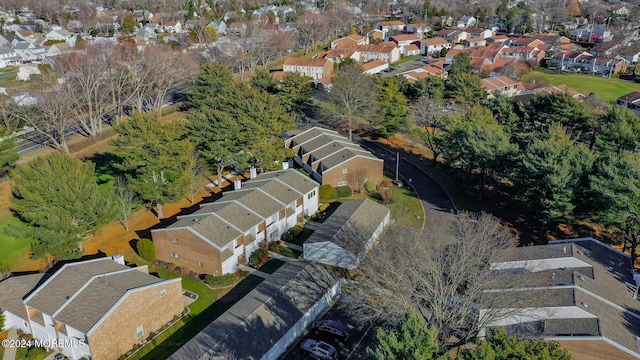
[250,166,257,179]
[234,178,242,190]
[282,159,290,170]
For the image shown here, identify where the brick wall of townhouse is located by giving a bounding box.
[88,279,183,360]
[153,229,225,275]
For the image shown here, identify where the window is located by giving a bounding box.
[338,181,347,186]
[160,289,167,297]
[171,252,180,259]
[172,237,178,244]
[342,168,348,174]
[137,325,144,338]
[199,261,204,268]
[307,190,316,199]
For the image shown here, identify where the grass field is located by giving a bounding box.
[521,70,640,102]
[0,217,44,271]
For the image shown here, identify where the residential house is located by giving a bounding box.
[355,44,401,63]
[360,28,384,42]
[611,3,633,16]
[515,84,585,103]
[169,261,339,360]
[506,37,545,49]
[0,257,183,360]
[316,49,361,64]
[482,238,640,359]
[376,20,406,38]
[135,26,157,41]
[285,127,384,188]
[418,37,452,56]
[44,29,74,42]
[303,199,391,269]
[132,10,153,22]
[331,34,368,50]
[551,50,628,75]
[228,22,248,37]
[482,75,521,98]
[208,20,227,35]
[46,43,75,56]
[572,25,613,42]
[616,91,640,116]
[152,169,320,276]
[457,15,477,28]
[390,34,421,55]
[616,46,640,64]
[530,34,572,47]
[283,57,333,80]
[434,28,469,44]
[487,34,510,43]
[465,27,494,41]
[13,42,46,61]
[406,22,430,37]
[402,63,448,82]
[361,59,388,75]
[162,20,182,33]
[0,47,20,68]
[500,46,545,64]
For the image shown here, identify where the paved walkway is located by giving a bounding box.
[283,242,303,251]
[238,264,272,279]
[303,221,321,231]
[268,251,295,262]
[3,328,18,360]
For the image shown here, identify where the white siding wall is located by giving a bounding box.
[2,310,31,334]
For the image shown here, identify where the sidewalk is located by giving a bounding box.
[237,264,272,279]
[3,328,17,360]
[283,242,303,251]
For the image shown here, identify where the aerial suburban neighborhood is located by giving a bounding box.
[2,0,640,360]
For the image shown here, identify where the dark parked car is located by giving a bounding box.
[300,339,338,360]
[312,319,350,341]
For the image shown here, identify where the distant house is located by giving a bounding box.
[303,199,391,269]
[0,47,20,67]
[208,20,227,35]
[46,42,75,56]
[482,75,521,98]
[390,34,420,55]
[162,20,182,33]
[418,37,451,56]
[615,46,640,64]
[433,28,469,44]
[135,26,157,41]
[551,50,628,75]
[360,28,384,42]
[44,29,74,42]
[13,42,46,61]
[500,46,545,64]
[506,37,545,49]
[376,20,405,38]
[355,44,401,63]
[285,127,384,188]
[331,34,368,49]
[169,261,340,360]
[283,57,333,80]
[316,49,361,64]
[572,25,612,42]
[152,170,319,276]
[616,91,640,116]
[361,59,388,74]
[457,15,477,28]
[482,238,640,360]
[406,23,430,37]
[440,15,453,28]
[402,63,448,82]
[0,257,183,360]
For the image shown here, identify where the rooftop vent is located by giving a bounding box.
[581,302,588,308]
[579,275,585,281]
[193,218,200,222]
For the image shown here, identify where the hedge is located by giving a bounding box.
[365,181,377,193]
[290,225,303,236]
[336,186,352,198]
[319,184,338,200]
[204,273,237,287]
[250,247,270,266]
[137,238,156,262]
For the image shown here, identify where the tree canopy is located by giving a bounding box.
[111,112,195,219]
[0,127,18,177]
[11,152,116,259]
[459,328,571,360]
[376,76,409,138]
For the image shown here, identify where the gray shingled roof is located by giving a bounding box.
[169,214,242,248]
[316,148,379,171]
[54,269,162,333]
[0,273,46,320]
[241,178,302,204]
[25,259,128,315]
[248,169,319,194]
[168,261,338,360]
[220,188,284,219]
[287,127,340,147]
[304,199,390,268]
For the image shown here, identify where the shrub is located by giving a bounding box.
[149,331,156,339]
[269,240,283,251]
[319,184,338,200]
[290,225,303,236]
[336,186,353,198]
[250,247,270,266]
[133,344,139,351]
[364,181,376,193]
[282,232,293,242]
[136,238,156,262]
[204,273,237,287]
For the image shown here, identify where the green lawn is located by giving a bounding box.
[289,228,315,245]
[259,258,286,274]
[131,267,264,360]
[384,183,425,227]
[279,246,302,259]
[521,70,640,102]
[0,217,36,270]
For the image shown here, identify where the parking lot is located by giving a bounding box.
[281,303,378,360]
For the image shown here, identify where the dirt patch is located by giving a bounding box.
[0,181,11,218]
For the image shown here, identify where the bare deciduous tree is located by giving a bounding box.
[411,96,445,166]
[344,211,535,349]
[322,65,377,141]
[345,167,368,193]
[295,13,332,54]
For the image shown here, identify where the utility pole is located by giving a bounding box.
[395,152,399,181]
